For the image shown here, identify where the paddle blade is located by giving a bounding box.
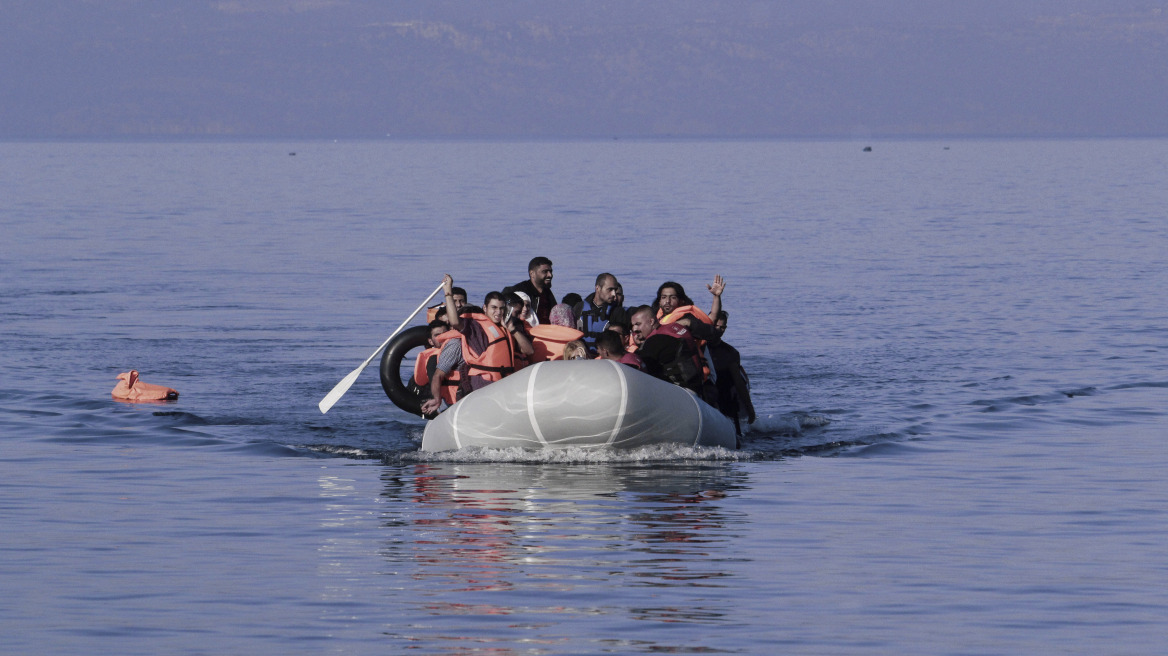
[318,366,364,414]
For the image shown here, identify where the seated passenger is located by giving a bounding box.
[420,276,535,415]
[562,339,589,361]
[629,305,716,405]
[426,286,467,323]
[504,257,557,325]
[595,330,643,369]
[548,302,577,328]
[574,273,630,350]
[653,276,725,334]
[408,319,459,415]
[512,290,537,326]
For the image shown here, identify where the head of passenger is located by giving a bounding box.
[482,293,507,326]
[503,292,527,325]
[426,319,448,348]
[561,292,583,310]
[549,303,576,328]
[629,305,659,346]
[594,273,620,306]
[450,287,468,312]
[528,256,553,291]
[563,340,589,361]
[595,331,626,361]
[654,281,691,316]
[614,284,625,308]
[714,311,728,336]
[606,321,629,340]
[511,290,533,324]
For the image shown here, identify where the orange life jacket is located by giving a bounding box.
[434,313,516,385]
[657,305,714,379]
[658,305,714,326]
[413,347,459,405]
[527,324,584,363]
[111,370,178,402]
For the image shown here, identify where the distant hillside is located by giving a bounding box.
[3,1,1167,137]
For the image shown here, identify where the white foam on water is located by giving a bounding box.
[403,442,747,463]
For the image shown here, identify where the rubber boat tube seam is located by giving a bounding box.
[689,387,704,447]
[606,360,629,447]
[451,389,464,450]
[526,362,549,447]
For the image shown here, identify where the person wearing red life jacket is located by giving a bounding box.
[629,305,715,405]
[420,275,534,416]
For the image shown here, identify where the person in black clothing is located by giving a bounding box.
[573,273,629,349]
[629,305,712,402]
[707,311,757,435]
[503,256,556,325]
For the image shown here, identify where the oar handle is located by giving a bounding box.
[318,282,445,414]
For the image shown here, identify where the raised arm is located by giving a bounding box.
[441,274,461,331]
[707,274,725,319]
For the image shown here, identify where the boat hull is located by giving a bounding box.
[420,360,736,452]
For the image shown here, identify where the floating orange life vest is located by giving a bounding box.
[528,324,584,363]
[412,347,459,405]
[434,313,516,384]
[111,370,178,402]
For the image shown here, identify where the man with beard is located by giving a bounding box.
[504,256,556,325]
[573,272,629,350]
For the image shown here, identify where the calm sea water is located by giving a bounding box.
[2,139,1167,654]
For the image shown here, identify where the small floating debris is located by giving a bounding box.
[863,146,872,152]
[112,370,178,402]
[289,152,296,156]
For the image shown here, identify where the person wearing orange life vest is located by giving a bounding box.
[653,275,725,329]
[652,276,725,382]
[408,319,461,414]
[420,275,534,416]
[425,286,467,323]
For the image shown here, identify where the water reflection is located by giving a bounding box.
[377,462,752,649]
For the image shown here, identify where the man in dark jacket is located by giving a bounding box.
[629,305,708,399]
[573,272,629,349]
[707,311,757,435]
[504,256,556,325]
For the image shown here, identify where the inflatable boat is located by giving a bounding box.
[420,360,736,452]
[379,334,736,452]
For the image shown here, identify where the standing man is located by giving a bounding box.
[707,311,757,435]
[573,273,629,349]
[504,257,556,325]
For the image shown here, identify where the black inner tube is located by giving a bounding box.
[379,324,432,417]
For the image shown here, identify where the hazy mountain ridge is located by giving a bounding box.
[3,3,1167,137]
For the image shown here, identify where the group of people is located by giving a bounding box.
[410,257,756,434]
